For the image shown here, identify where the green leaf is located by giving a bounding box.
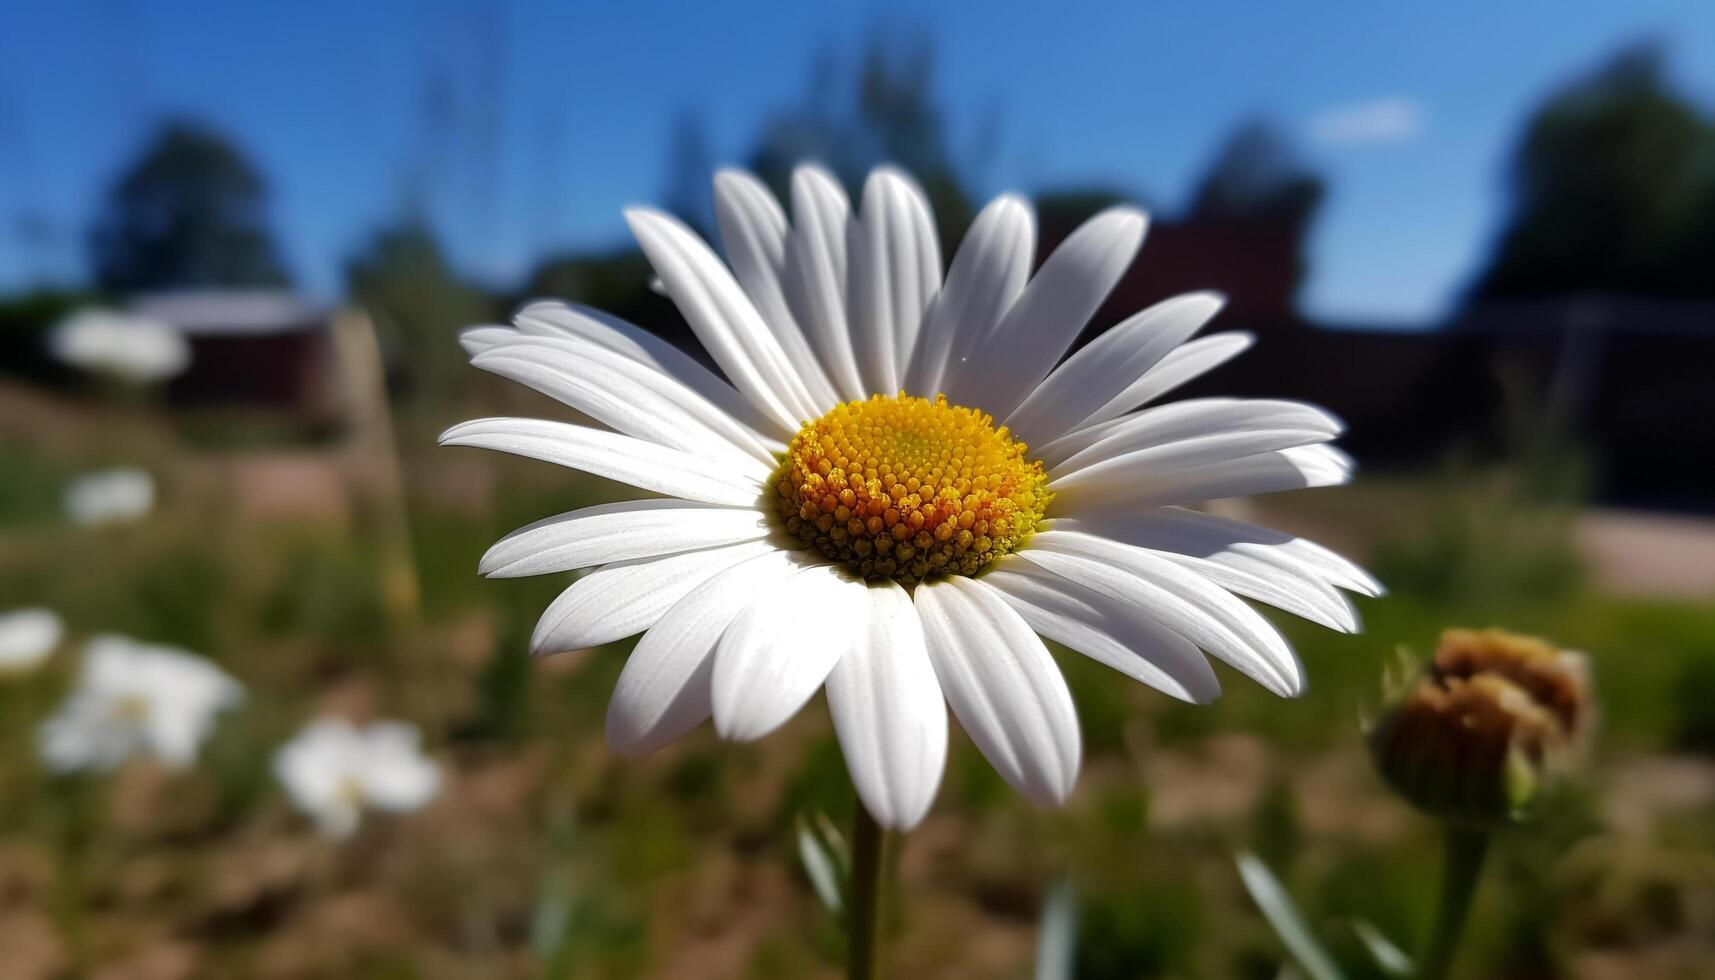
[1034,878,1078,980]
[1235,853,1346,980]
[796,813,845,916]
[1351,919,1415,977]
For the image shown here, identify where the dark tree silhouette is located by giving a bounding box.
[661,109,717,239]
[347,220,493,397]
[88,121,289,295]
[1189,118,1326,299]
[748,31,976,245]
[1473,43,1715,301]
[1190,118,1325,226]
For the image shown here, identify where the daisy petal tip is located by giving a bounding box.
[622,206,674,237]
[875,797,934,832]
[515,298,567,319]
[1023,772,1078,809]
[792,161,840,188]
[1104,205,1150,239]
[712,166,753,188]
[602,721,656,758]
[1186,289,1229,312]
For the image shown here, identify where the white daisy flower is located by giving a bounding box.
[273,718,441,839]
[444,164,1379,830]
[38,635,243,773]
[0,607,63,675]
[49,308,190,384]
[64,467,156,527]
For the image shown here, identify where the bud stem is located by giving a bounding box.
[1420,826,1490,980]
[847,803,886,980]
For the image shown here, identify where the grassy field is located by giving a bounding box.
[2,388,1713,979]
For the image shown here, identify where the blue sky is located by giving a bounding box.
[3,0,1713,325]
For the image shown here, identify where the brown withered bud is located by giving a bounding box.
[1368,628,1590,827]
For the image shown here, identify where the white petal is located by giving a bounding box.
[1065,505,1381,597]
[981,555,1220,703]
[606,550,802,754]
[713,169,841,411]
[946,207,1147,420]
[439,418,763,507]
[531,540,778,654]
[360,723,441,811]
[1082,331,1255,427]
[1022,531,1304,696]
[1056,504,1378,597]
[1048,518,1357,633]
[626,208,818,428]
[471,340,777,474]
[514,302,785,442]
[1044,398,1341,475]
[1006,292,1224,445]
[1050,444,1353,512]
[913,576,1080,806]
[479,500,770,578]
[458,325,514,356]
[1050,411,1342,491]
[712,561,868,741]
[783,165,866,402]
[904,194,1034,398]
[847,168,942,395]
[825,581,947,829]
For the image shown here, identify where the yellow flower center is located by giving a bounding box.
[770,393,1052,585]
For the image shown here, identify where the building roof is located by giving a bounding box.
[128,290,327,337]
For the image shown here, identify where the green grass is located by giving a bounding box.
[4,412,1714,977]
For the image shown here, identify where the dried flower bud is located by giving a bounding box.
[1368,628,1590,827]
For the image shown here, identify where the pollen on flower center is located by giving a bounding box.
[770,393,1052,585]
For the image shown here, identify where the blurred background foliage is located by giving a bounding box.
[2,9,1715,980]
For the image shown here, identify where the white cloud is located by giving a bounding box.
[1309,97,1424,147]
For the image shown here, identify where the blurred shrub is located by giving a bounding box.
[0,439,73,527]
[0,289,86,383]
[1075,877,1202,979]
[1673,655,1715,755]
[347,221,497,403]
[259,546,388,654]
[1373,456,1584,610]
[1055,646,1133,756]
[123,549,229,655]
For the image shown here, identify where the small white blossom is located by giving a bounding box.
[0,608,63,674]
[38,636,243,773]
[64,468,155,527]
[274,718,441,839]
[50,309,190,384]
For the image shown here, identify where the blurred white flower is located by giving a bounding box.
[0,608,63,674]
[38,636,244,773]
[50,308,191,384]
[274,718,441,839]
[64,468,156,527]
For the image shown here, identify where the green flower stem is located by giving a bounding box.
[847,803,886,980]
[1420,826,1490,980]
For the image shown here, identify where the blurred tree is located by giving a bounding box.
[1473,43,1715,301]
[88,121,289,295]
[1190,119,1325,226]
[346,220,495,399]
[749,31,976,245]
[1188,118,1326,299]
[661,109,716,239]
